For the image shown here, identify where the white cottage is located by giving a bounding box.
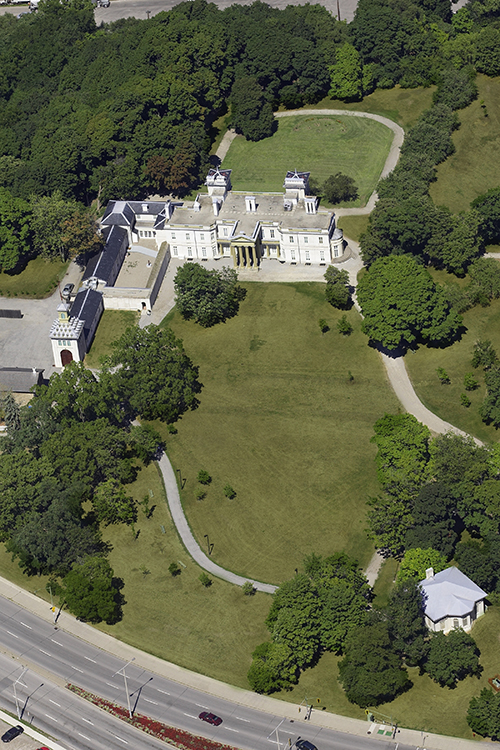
[420,566,487,634]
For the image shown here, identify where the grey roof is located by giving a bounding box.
[101,200,135,227]
[420,566,487,622]
[0,367,44,392]
[128,201,168,216]
[82,225,127,285]
[69,288,103,345]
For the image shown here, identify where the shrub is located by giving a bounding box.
[460,392,471,408]
[437,367,450,384]
[199,572,212,587]
[168,562,181,576]
[318,318,329,334]
[224,484,236,499]
[242,581,255,596]
[197,469,211,485]
[464,373,479,391]
[337,315,353,336]
[195,488,206,501]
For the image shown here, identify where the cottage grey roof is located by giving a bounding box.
[420,566,487,622]
[82,225,127,286]
[0,367,44,393]
[101,200,135,226]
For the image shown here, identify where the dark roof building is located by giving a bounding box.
[0,367,44,393]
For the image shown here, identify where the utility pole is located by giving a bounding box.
[113,658,135,718]
[13,668,28,720]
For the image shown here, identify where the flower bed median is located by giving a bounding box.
[67,684,240,750]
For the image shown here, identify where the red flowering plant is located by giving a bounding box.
[67,684,239,750]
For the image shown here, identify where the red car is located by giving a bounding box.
[199,712,222,726]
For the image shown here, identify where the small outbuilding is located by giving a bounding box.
[420,566,487,634]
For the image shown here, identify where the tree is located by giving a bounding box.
[480,367,500,427]
[472,187,500,243]
[357,256,461,352]
[229,77,276,142]
[371,413,431,499]
[129,424,163,465]
[425,629,482,688]
[405,483,458,559]
[63,556,122,624]
[468,688,500,740]
[428,210,483,276]
[323,173,358,204]
[59,205,103,261]
[468,258,500,304]
[247,641,298,694]
[456,537,500,593]
[338,619,411,707]
[324,266,351,309]
[386,580,429,666]
[472,340,498,370]
[103,325,202,423]
[197,469,211,485]
[0,188,31,271]
[397,548,448,583]
[328,42,363,101]
[92,479,136,526]
[1,392,20,432]
[30,191,79,260]
[174,263,246,327]
[366,494,413,558]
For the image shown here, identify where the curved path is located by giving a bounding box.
[159,108,480,591]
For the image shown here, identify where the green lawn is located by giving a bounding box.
[97,462,271,685]
[405,284,500,444]
[0,257,68,298]
[222,115,393,207]
[372,558,399,609]
[337,215,370,243]
[160,282,400,586]
[85,310,138,368]
[311,85,435,130]
[430,75,500,213]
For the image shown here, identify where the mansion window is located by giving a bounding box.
[319,237,324,244]
[200,233,205,240]
[320,250,325,262]
[304,236,308,243]
[223,228,228,236]
[202,247,207,257]
[187,246,193,256]
[291,249,296,261]
[58,340,71,347]
[172,246,178,256]
[172,233,176,240]
[289,236,294,243]
[305,250,310,262]
[270,229,275,238]
[186,233,190,240]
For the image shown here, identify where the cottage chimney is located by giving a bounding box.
[425,567,434,579]
[212,198,220,217]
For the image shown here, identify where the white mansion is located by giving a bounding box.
[102,167,345,269]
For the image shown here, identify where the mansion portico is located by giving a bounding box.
[102,168,345,268]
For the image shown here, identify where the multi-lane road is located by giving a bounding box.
[0,595,415,750]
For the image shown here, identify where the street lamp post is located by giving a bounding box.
[13,668,28,720]
[113,658,135,718]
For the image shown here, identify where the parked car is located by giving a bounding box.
[61,282,74,299]
[1,726,24,743]
[199,712,223,727]
[296,740,318,750]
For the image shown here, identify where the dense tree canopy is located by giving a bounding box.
[357,255,462,352]
[63,556,122,623]
[174,262,246,327]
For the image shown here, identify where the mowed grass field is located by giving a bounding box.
[430,75,500,213]
[313,84,435,130]
[161,282,400,585]
[85,309,138,368]
[222,115,393,207]
[405,272,500,444]
[0,257,68,298]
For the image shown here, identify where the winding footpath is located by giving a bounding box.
[158,109,481,591]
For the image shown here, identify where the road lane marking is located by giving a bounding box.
[156,688,170,694]
[78,733,91,740]
[49,700,61,707]
[20,622,32,629]
[51,640,64,646]
[45,714,58,722]
[184,713,197,719]
[235,717,251,722]
[110,734,128,743]
[39,649,51,656]
[144,699,158,704]
[84,656,96,663]
[6,631,18,638]
[196,704,207,708]
[106,682,119,688]
[224,728,239,733]
[70,665,83,673]
[82,718,94,725]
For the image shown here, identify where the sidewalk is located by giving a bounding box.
[0,576,483,750]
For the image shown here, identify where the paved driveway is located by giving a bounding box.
[0,263,82,378]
